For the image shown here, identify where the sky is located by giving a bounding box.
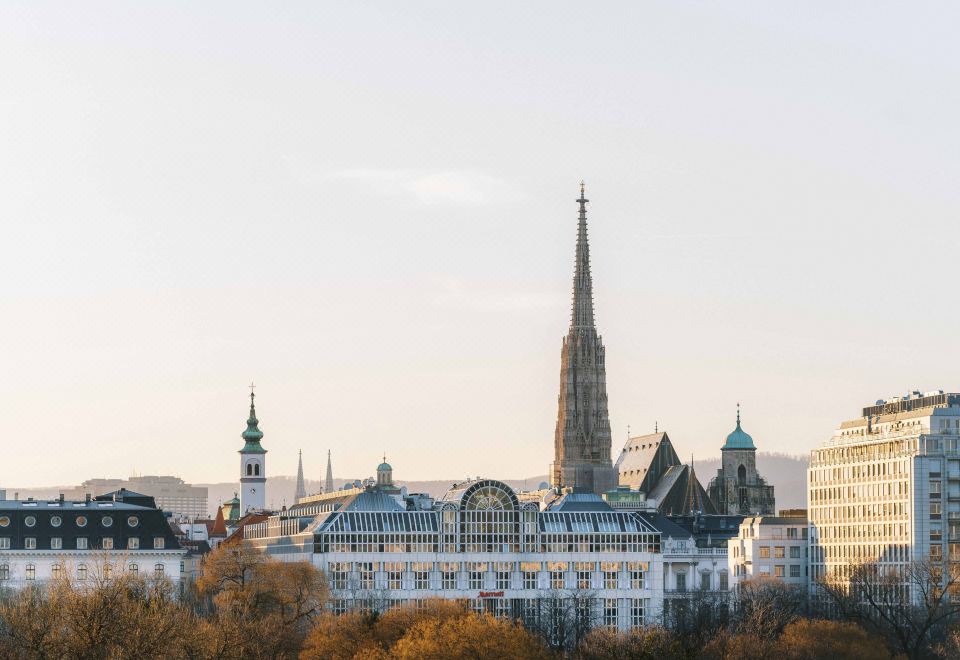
[2,2,960,488]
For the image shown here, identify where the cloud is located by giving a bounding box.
[306,167,526,206]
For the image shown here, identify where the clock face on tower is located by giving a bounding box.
[249,488,256,495]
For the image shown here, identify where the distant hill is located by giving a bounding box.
[7,454,806,518]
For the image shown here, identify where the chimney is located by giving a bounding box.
[85,493,91,503]
[59,493,64,503]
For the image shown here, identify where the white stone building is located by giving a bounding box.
[808,390,960,602]
[0,490,186,589]
[728,513,808,588]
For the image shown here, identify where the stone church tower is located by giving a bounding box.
[707,405,775,515]
[550,184,618,495]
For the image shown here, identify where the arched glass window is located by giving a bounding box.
[154,563,164,578]
[246,463,253,476]
[0,564,8,580]
[129,563,138,576]
[254,464,260,476]
[25,564,36,580]
[737,465,747,485]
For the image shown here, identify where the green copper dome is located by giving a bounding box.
[722,406,755,450]
[239,392,267,454]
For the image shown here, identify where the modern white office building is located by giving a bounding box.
[245,461,664,629]
[808,390,960,601]
[63,476,208,520]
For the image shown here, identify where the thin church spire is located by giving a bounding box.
[294,449,306,502]
[324,449,334,494]
[571,181,595,329]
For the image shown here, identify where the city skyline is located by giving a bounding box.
[4,2,960,486]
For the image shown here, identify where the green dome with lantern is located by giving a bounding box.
[722,404,755,450]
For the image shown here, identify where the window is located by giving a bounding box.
[496,568,510,590]
[77,564,87,581]
[441,563,457,590]
[102,538,114,550]
[719,572,729,591]
[154,563,164,578]
[76,516,88,528]
[774,546,785,559]
[790,565,801,578]
[153,537,165,549]
[128,563,138,575]
[932,503,942,519]
[604,565,618,590]
[787,527,798,539]
[604,599,618,627]
[51,537,62,550]
[0,516,9,527]
[358,563,373,589]
[128,537,140,550]
[385,562,403,589]
[246,463,253,476]
[127,516,139,528]
[630,599,644,627]
[775,565,785,578]
[24,537,36,550]
[0,538,9,549]
[700,572,710,591]
[524,569,538,590]
[413,564,430,590]
[790,546,801,559]
[76,537,88,550]
[26,564,36,580]
[24,516,36,528]
[51,564,62,579]
[628,562,645,589]
[102,516,113,528]
[759,546,770,559]
[675,573,686,592]
[548,562,567,590]
[50,516,62,528]
[469,562,486,589]
[577,562,592,589]
[0,564,8,580]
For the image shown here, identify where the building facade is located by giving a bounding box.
[551,184,617,495]
[246,467,663,630]
[728,513,808,588]
[239,390,267,513]
[63,476,208,520]
[808,390,960,603]
[707,407,775,516]
[0,490,185,589]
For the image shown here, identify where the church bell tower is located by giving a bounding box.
[239,385,267,512]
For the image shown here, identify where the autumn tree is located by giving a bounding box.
[573,625,684,660]
[391,611,550,660]
[776,619,890,660]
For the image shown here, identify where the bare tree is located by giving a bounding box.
[817,559,960,660]
[526,587,601,653]
[733,577,805,638]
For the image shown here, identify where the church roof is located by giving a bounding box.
[240,391,267,454]
[648,464,718,516]
[615,432,680,493]
[723,407,755,450]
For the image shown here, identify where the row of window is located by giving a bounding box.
[0,562,166,580]
[329,597,648,628]
[0,536,165,550]
[0,515,140,529]
[733,564,802,578]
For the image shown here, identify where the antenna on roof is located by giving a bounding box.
[654,421,658,434]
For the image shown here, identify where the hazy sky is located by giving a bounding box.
[3,2,960,490]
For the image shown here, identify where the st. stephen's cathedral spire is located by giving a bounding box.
[550,183,617,495]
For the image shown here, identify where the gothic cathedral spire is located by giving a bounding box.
[294,449,306,502]
[324,449,334,494]
[550,183,617,495]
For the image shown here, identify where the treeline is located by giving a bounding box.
[1,544,959,659]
